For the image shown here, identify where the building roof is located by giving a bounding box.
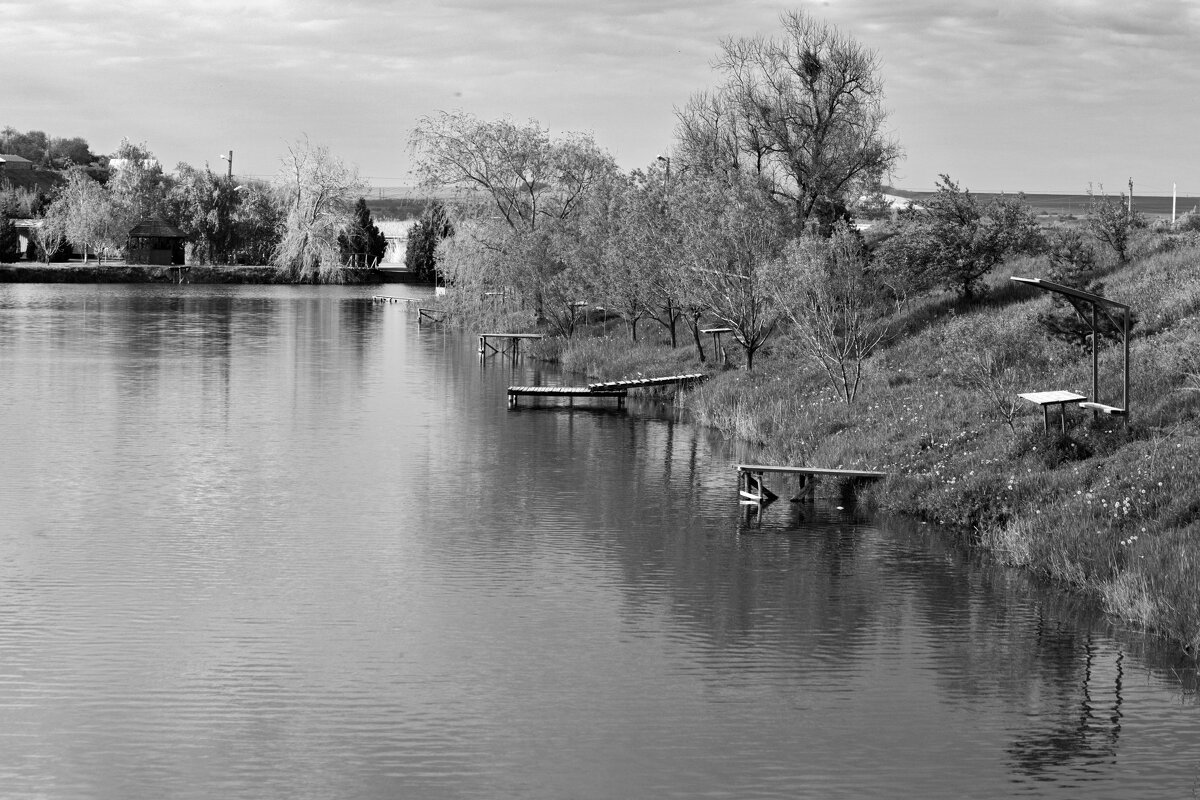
[0,154,34,165]
[128,219,187,238]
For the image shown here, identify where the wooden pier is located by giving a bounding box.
[507,386,628,408]
[371,295,423,305]
[479,332,545,358]
[737,464,886,506]
[418,307,446,324]
[586,373,708,391]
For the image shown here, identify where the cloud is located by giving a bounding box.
[3,0,1199,191]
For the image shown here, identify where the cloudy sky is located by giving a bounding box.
[4,0,1199,196]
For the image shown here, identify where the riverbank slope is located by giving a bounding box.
[550,234,1200,653]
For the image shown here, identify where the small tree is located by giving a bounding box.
[44,165,113,263]
[338,198,388,268]
[1037,228,1100,348]
[1088,189,1142,264]
[771,223,902,403]
[404,199,454,283]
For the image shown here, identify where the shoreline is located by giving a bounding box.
[0,262,427,285]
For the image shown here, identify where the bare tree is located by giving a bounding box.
[674,176,787,370]
[676,10,901,234]
[273,136,365,283]
[770,223,902,403]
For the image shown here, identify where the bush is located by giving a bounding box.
[874,175,1041,299]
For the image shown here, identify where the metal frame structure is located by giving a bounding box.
[1011,277,1131,425]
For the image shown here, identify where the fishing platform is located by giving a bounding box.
[371,295,423,305]
[479,333,545,358]
[507,386,628,408]
[737,464,887,506]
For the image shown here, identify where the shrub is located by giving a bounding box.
[874,175,1041,299]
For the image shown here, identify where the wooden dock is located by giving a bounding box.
[507,386,628,408]
[479,332,545,358]
[586,373,708,391]
[372,295,423,305]
[418,307,446,324]
[736,464,887,506]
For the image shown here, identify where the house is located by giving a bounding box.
[0,154,35,172]
[127,219,186,266]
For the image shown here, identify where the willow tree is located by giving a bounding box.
[676,10,901,234]
[409,112,616,319]
[273,137,365,283]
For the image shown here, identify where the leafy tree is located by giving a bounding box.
[273,136,365,282]
[404,199,454,283]
[875,175,1040,299]
[232,181,283,265]
[108,139,169,226]
[0,127,49,164]
[44,165,113,262]
[770,223,902,403]
[49,137,95,168]
[166,163,240,264]
[338,197,388,268]
[675,9,902,234]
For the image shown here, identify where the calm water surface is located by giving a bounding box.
[1,283,1198,799]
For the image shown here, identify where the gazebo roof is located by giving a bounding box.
[128,219,186,238]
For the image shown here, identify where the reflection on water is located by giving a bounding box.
[1,284,1198,800]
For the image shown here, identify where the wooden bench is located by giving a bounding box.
[1079,401,1127,417]
[1018,390,1087,432]
[736,464,886,506]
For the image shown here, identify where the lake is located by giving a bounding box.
[1,283,1198,799]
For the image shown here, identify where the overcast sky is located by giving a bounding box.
[4,0,1198,196]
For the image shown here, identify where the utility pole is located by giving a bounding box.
[1127,177,1133,220]
[1173,183,1177,224]
[220,150,233,180]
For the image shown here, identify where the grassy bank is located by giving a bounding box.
[535,236,1200,653]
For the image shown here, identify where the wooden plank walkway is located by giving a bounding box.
[479,332,545,358]
[508,386,628,408]
[736,464,887,506]
[372,295,423,305]
[586,373,708,391]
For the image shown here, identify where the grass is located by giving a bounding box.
[535,232,1200,654]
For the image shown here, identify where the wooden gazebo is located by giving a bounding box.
[1012,276,1131,425]
[127,219,186,266]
